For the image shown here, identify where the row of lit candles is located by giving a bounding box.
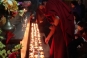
[29,23,44,58]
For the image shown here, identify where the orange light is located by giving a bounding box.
[29,23,44,58]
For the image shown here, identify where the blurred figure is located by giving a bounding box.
[22,1,31,8]
[42,0,53,47]
[68,21,87,58]
[36,2,53,47]
[45,0,74,58]
[70,21,84,57]
[36,4,45,26]
[36,0,47,32]
[71,1,81,22]
[78,0,85,19]
[36,4,50,35]
[73,12,80,23]
[75,20,87,42]
[42,0,48,6]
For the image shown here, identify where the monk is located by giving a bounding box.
[45,0,75,58]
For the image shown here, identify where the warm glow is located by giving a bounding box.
[20,21,30,58]
[29,23,44,58]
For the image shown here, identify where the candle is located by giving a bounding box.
[30,44,33,46]
[38,33,40,37]
[29,53,34,56]
[29,56,34,58]
[40,52,44,55]
[40,55,44,58]
[35,43,37,46]
[29,23,44,58]
[39,46,43,50]
[31,23,33,26]
[34,55,38,58]
[39,41,42,44]
[34,47,38,49]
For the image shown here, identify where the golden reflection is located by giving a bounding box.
[29,23,44,58]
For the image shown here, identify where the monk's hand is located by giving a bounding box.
[45,38,50,44]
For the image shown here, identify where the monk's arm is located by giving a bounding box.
[46,16,60,40]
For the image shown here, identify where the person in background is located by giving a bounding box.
[68,21,87,58]
[36,2,52,47]
[36,4,46,32]
[78,0,85,20]
[42,0,48,6]
[73,12,80,23]
[71,1,81,22]
[45,0,74,58]
[68,21,84,58]
[73,12,80,35]
[41,0,53,47]
[36,1,46,34]
[75,21,87,42]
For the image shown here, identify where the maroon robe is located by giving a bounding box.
[46,0,74,58]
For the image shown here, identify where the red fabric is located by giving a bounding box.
[46,0,74,58]
[6,31,14,44]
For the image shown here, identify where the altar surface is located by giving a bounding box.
[20,14,50,58]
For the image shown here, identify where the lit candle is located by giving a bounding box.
[40,55,44,58]
[34,32,36,36]
[35,44,38,47]
[34,55,38,58]
[29,55,34,58]
[38,38,40,41]
[29,53,34,56]
[31,23,33,26]
[30,44,33,46]
[34,47,38,49]
[40,52,44,55]
[39,41,42,44]
[29,23,44,58]
[38,33,41,38]
[39,46,43,50]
